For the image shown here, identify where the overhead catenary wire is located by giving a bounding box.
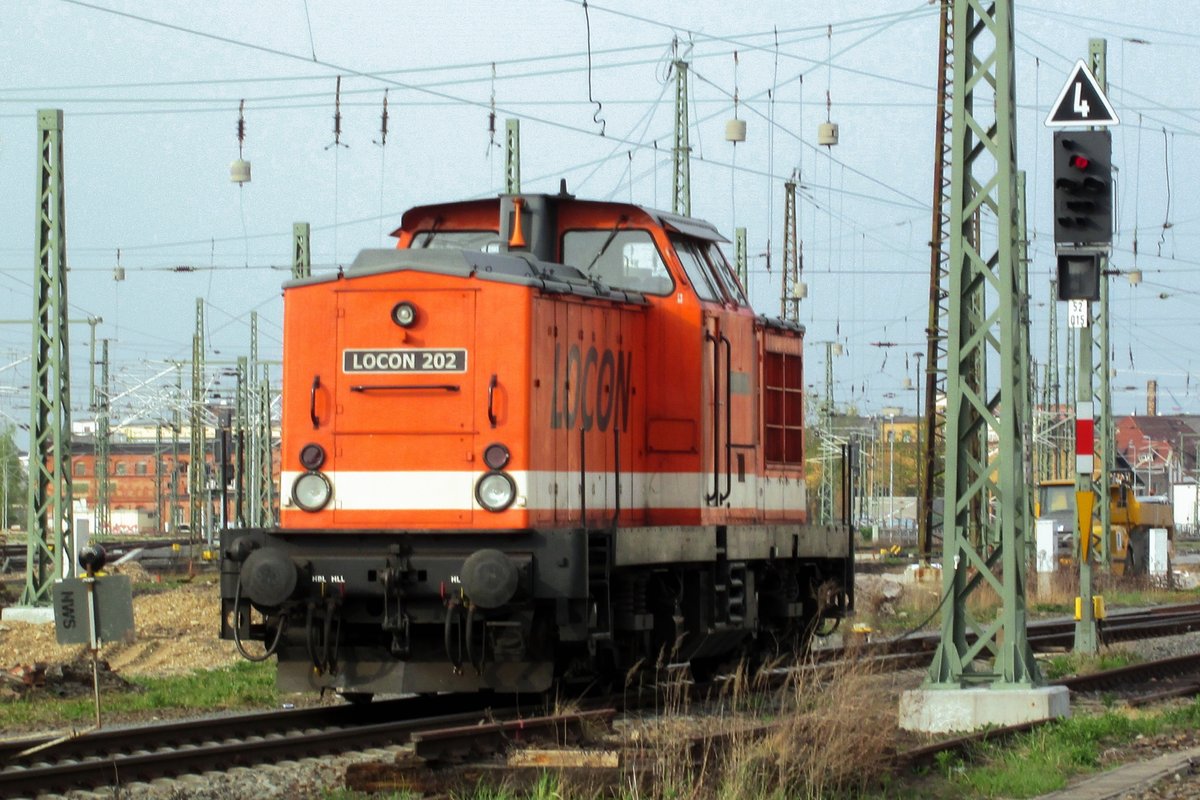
[374,90,390,245]
[580,0,606,137]
[13,0,1197,418]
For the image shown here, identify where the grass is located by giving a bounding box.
[931,710,1161,798]
[611,651,896,800]
[1039,648,1141,681]
[0,659,277,730]
[902,700,1200,799]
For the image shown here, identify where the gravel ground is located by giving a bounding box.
[0,570,241,681]
[51,747,410,800]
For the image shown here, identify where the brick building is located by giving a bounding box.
[69,434,278,535]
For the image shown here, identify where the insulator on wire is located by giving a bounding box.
[726,51,746,143]
[487,62,499,151]
[231,99,251,184]
[325,76,348,150]
[373,89,389,147]
[236,99,246,156]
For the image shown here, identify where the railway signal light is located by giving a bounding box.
[1053,130,1113,246]
[1056,251,1101,301]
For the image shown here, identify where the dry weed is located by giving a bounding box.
[620,647,896,800]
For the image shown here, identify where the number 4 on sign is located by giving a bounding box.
[1073,83,1089,118]
[1045,60,1119,127]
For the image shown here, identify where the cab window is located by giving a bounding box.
[702,242,747,305]
[561,229,673,295]
[670,235,722,302]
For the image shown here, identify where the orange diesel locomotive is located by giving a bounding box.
[220,189,853,697]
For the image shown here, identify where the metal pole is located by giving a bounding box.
[154,425,164,534]
[926,0,1040,687]
[915,353,924,533]
[919,0,954,567]
[672,60,691,216]
[189,299,205,545]
[1075,311,1098,654]
[1090,38,1114,571]
[292,223,311,280]
[235,357,248,527]
[95,340,110,537]
[171,365,182,536]
[782,180,799,321]
[734,227,747,289]
[20,108,75,605]
[504,119,521,194]
[889,419,896,531]
[258,364,274,526]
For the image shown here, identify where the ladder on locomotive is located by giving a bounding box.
[587,531,614,650]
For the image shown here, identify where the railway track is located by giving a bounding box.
[816,601,1200,664]
[0,537,195,575]
[0,693,517,797]
[5,602,1200,796]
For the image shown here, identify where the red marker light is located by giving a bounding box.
[1071,155,1090,170]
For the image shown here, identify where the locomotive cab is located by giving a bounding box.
[221,191,853,698]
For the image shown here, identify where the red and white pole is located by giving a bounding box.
[1075,401,1094,475]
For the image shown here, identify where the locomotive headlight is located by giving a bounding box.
[293,471,332,512]
[476,471,516,512]
[391,301,418,328]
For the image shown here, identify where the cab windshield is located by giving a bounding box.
[561,229,673,295]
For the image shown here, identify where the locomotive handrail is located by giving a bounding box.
[487,374,498,428]
[704,329,720,505]
[720,332,732,504]
[349,384,461,393]
[310,375,321,430]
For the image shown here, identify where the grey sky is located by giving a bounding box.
[0,1,1195,433]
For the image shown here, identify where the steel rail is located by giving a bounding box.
[0,694,514,796]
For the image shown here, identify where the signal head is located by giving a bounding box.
[1052,129,1112,246]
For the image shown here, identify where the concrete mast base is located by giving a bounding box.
[899,685,1070,733]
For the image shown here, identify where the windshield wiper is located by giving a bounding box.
[584,215,628,280]
[420,217,444,248]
